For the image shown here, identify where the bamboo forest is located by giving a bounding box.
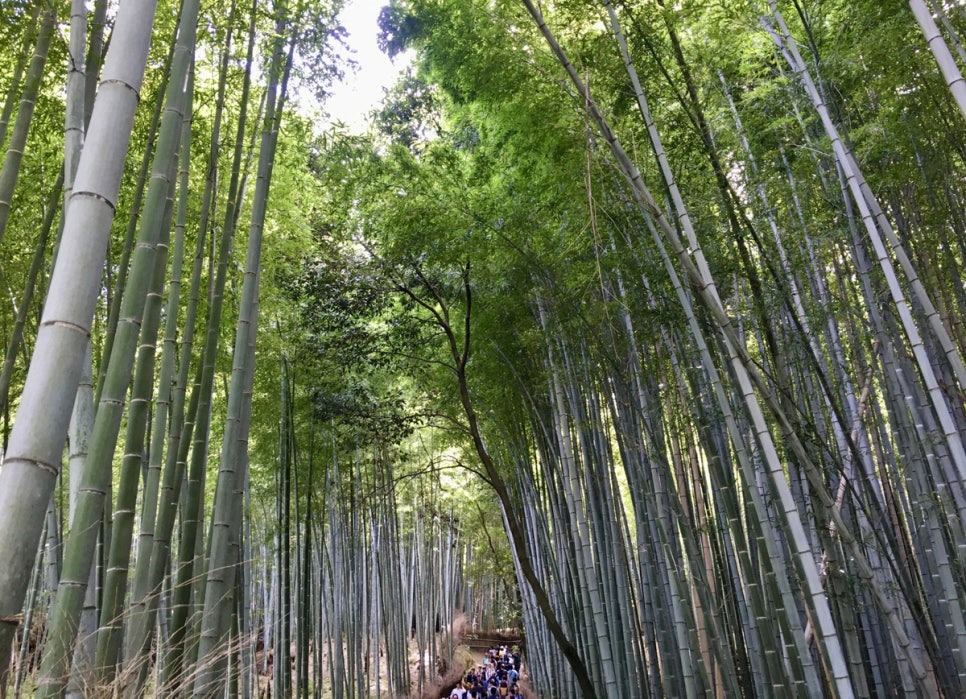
[8,0,966,697]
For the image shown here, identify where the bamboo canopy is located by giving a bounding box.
[1,1,966,698]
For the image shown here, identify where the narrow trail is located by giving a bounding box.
[440,639,527,699]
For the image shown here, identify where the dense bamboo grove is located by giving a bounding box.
[2,0,966,698]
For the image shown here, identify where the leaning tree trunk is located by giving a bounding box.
[521,3,944,696]
[33,2,194,692]
[396,263,602,699]
[162,4,257,683]
[92,20,174,405]
[0,169,63,420]
[0,0,158,686]
[765,3,966,497]
[118,68,194,697]
[192,16,292,696]
[911,0,966,123]
[127,3,253,691]
[0,2,41,153]
[92,0,200,684]
[62,8,94,687]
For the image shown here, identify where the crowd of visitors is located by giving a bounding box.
[449,645,523,699]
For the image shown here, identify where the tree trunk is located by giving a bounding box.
[0,0,158,685]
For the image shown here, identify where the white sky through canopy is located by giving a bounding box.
[324,0,413,132]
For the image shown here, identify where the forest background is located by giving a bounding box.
[0,0,965,698]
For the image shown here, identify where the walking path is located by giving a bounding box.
[446,643,524,699]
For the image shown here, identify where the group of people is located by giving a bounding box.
[450,645,523,699]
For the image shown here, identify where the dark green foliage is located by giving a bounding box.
[310,381,415,444]
[377,1,424,59]
[376,70,441,149]
[290,2,352,103]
